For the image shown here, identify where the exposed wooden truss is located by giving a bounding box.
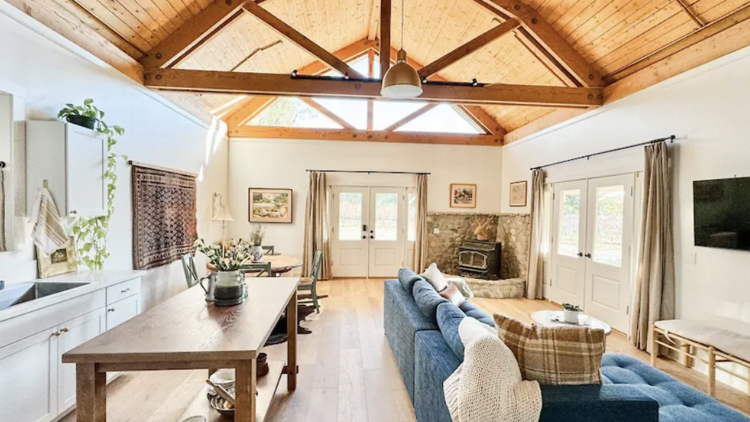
[228,127,502,146]
[242,2,365,78]
[144,68,603,108]
[379,0,391,78]
[299,98,356,129]
[383,104,438,131]
[418,19,521,80]
[224,96,276,127]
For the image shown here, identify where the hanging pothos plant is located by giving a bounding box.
[60,99,127,270]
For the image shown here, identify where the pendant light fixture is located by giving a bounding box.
[381,0,422,99]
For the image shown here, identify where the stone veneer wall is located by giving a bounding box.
[425,212,531,281]
[496,214,531,280]
[425,213,499,276]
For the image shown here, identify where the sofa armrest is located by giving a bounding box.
[540,384,659,422]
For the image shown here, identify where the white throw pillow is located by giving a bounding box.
[421,263,448,292]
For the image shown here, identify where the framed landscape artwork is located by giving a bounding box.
[248,188,293,223]
[450,184,477,208]
[509,181,528,207]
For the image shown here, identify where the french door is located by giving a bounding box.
[548,174,635,333]
[331,186,410,277]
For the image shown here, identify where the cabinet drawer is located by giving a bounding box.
[106,295,140,331]
[106,278,141,305]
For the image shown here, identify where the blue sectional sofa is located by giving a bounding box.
[384,269,750,422]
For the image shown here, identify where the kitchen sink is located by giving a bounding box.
[0,282,91,311]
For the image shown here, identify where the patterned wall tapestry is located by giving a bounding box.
[131,164,197,270]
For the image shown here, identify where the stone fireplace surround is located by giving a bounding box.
[425,212,530,299]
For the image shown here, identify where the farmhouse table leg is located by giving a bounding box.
[287,292,298,391]
[235,360,257,422]
[76,363,106,422]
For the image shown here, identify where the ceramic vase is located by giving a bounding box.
[563,309,581,324]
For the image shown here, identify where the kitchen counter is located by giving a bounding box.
[0,270,146,323]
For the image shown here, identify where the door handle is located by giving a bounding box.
[585,253,592,258]
[577,252,583,257]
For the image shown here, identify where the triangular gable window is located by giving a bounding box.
[248,97,342,129]
[396,104,482,134]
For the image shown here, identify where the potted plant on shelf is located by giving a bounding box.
[249,224,265,261]
[194,238,252,305]
[57,99,105,130]
[562,303,583,324]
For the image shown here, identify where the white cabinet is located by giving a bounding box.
[106,294,140,331]
[26,121,107,217]
[0,327,58,422]
[57,308,106,411]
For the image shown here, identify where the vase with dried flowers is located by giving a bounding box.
[249,224,265,261]
[194,238,252,305]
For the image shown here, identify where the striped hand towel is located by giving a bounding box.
[30,188,68,254]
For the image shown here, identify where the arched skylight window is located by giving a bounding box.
[249,97,342,129]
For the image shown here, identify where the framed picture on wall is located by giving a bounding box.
[509,181,528,207]
[450,184,477,208]
[248,188,293,223]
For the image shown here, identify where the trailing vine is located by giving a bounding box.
[61,100,127,270]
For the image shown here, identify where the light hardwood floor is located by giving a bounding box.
[61,278,749,422]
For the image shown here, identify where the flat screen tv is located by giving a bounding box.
[694,177,750,251]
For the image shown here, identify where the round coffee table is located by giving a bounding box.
[530,310,612,336]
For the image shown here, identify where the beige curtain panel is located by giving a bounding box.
[631,142,675,351]
[303,171,332,280]
[413,174,429,273]
[526,170,545,299]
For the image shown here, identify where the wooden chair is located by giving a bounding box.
[298,250,327,313]
[181,254,200,288]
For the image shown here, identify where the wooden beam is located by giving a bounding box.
[380,0,392,77]
[475,0,603,87]
[458,105,507,137]
[383,104,437,131]
[299,98,356,129]
[367,49,375,130]
[514,31,579,87]
[223,96,277,127]
[296,39,374,75]
[368,0,381,41]
[418,19,521,79]
[228,126,502,146]
[141,0,255,68]
[144,68,603,108]
[675,0,705,28]
[243,2,365,78]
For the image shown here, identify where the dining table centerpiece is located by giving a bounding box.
[194,238,252,306]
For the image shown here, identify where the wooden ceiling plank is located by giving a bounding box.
[224,95,277,127]
[242,1,365,78]
[299,98,357,129]
[380,0,392,77]
[417,18,521,79]
[296,39,374,75]
[368,0,381,41]
[140,0,256,68]
[228,126,502,146]
[143,68,603,107]
[676,0,706,27]
[383,104,437,131]
[514,30,580,87]
[474,0,604,87]
[64,0,147,57]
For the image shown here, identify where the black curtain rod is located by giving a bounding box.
[307,169,430,175]
[530,135,676,171]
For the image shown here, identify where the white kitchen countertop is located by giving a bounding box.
[0,270,146,323]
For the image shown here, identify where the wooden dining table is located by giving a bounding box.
[63,277,299,422]
[208,255,303,277]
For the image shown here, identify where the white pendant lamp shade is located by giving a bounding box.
[381,49,422,99]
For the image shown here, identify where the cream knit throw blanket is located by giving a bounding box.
[444,318,542,422]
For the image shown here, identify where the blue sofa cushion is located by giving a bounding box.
[413,279,449,325]
[436,303,467,359]
[398,268,424,294]
[415,330,461,422]
[539,384,659,422]
[602,354,750,422]
[459,300,496,327]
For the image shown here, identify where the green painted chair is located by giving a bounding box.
[298,250,327,313]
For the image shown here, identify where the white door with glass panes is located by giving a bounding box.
[549,180,588,308]
[582,174,634,333]
[548,175,635,334]
[332,186,411,277]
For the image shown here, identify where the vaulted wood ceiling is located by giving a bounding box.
[10,0,750,142]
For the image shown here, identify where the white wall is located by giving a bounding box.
[228,138,503,258]
[503,45,750,388]
[0,5,228,310]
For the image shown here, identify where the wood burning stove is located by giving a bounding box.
[458,240,502,280]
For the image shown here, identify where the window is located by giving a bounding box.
[557,190,581,257]
[249,97,342,129]
[373,101,428,130]
[374,193,399,240]
[396,104,482,134]
[313,98,368,129]
[407,192,417,242]
[338,192,363,240]
[592,185,625,267]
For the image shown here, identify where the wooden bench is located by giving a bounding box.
[651,319,750,397]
